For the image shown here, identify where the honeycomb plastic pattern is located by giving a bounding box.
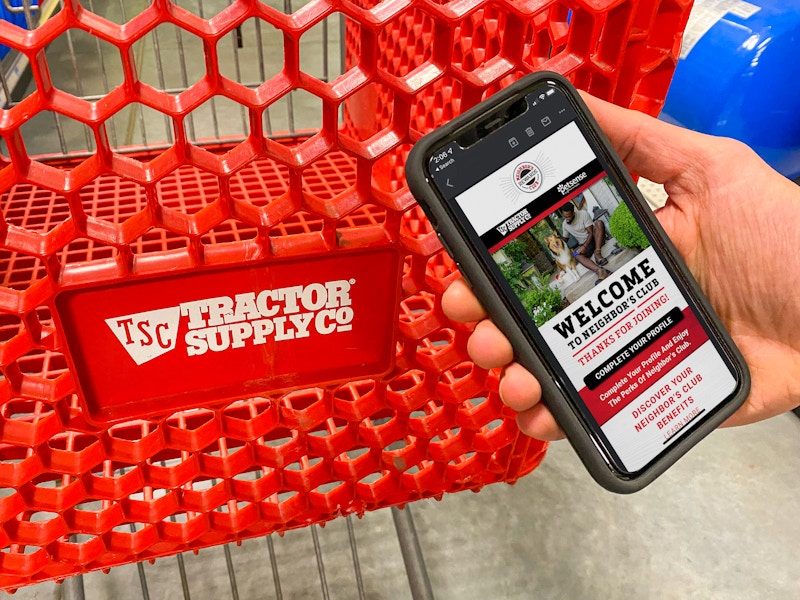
[0,0,690,590]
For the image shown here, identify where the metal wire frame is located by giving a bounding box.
[1,0,42,31]
[58,506,433,600]
[0,0,346,158]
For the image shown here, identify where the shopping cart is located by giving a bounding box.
[0,0,690,592]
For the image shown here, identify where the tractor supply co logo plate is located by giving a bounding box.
[105,280,355,366]
[55,250,402,424]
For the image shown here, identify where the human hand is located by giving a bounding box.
[442,93,800,441]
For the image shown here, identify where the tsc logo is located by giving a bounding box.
[495,209,532,238]
[106,308,181,366]
[105,280,355,366]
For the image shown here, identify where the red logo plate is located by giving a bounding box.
[56,249,402,424]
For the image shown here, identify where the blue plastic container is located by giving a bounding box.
[0,1,32,60]
[661,0,800,180]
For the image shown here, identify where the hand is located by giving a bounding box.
[442,93,800,441]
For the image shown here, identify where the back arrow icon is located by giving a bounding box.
[446,179,453,187]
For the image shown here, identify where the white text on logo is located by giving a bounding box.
[106,280,355,364]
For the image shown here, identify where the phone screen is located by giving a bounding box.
[425,82,738,473]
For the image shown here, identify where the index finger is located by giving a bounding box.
[441,278,487,323]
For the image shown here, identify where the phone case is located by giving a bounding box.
[405,71,750,493]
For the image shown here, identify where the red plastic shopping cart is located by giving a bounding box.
[0,0,690,590]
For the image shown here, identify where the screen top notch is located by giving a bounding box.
[455,96,528,148]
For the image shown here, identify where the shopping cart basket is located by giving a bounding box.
[0,0,690,590]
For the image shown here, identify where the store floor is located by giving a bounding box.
[412,414,800,599]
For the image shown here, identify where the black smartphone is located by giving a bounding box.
[405,72,750,493]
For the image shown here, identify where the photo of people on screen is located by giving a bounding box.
[492,177,650,325]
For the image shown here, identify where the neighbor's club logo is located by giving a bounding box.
[105,280,355,365]
[499,152,555,204]
[512,161,543,193]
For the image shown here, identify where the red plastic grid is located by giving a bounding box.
[0,0,691,590]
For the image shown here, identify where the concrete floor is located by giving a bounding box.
[5,2,800,598]
[413,414,800,600]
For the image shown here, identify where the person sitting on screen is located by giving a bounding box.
[560,200,610,280]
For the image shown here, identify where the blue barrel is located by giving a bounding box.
[661,0,800,180]
[0,1,32,60]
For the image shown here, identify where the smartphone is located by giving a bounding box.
[405,72,750,493]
